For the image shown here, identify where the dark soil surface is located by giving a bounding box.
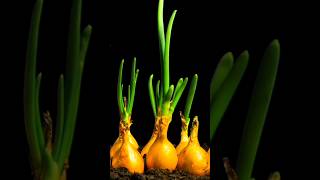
[110,168,211,180]
[111,144,211,179]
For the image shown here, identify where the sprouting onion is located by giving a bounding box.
[110,59,139,159]
[236,39,280,180]
[175,75,210,176]
[143,0,189,171]
[24,0,92,179]
[177,117,210,176]
[210,51,249,142]
[110,59,144,174]
[176,74,198,155]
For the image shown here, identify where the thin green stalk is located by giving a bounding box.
[165,85,175,102]
[170,77,188,114]
[117,60,125,115]
[41,148,60,180]
[128,58,135,112]
[128,85,131,111]
[149,0,187,118]
[56,0,92,170]
[35,73,45,155]
[117,59,139,122]
[210,51,249,141]
[184,74,198,124]
[172,78,183,101]
[25,0,91,177]
[148,75,157,117]
[24,0,43,171]
[57,0,82,169]
[80,25,92,74]
[156,80,161,111]
[236,39,280,180]
[210,52,233,104]
[162,85,174,115]
[158,0,165,102]
[53,75,65,160]
[128,59,139,114]
[163,10,177,94]
[64,0,81,104]
[158,0,165,58]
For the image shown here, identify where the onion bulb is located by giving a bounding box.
[141,116,160,157]
[111,121,144,174]
[110,119,139,158]
[146,115,178,171]
[177,116,210,176]
[176,112,190,155]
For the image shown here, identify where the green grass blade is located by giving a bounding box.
[158,0,165,100]
[165,85,174,102]
[131,58,136,88]
[148,75,157,117]
[24,0,43,169]
[128,66,139,114]
[162,85,174,115]
[163,10,177,95]
[210,52,234,104]
[41,148,60,180]
[57,0,83,169]
[65,0,81,106]
[128,85,131,111]
[170,77,188,114]
[53,75,65,160]
[35,73,45,155]
[158,0,165,60]
[156,80,160,108]
[236,40,280,180]
[210,51,249,141]
[128,58,136,111]
[184,74,198,123]
[80,25,92,75]
[117,60,125,115]
[172,78,183,102]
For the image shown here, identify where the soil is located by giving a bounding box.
[111,144,211,179]
[110,167,211,180]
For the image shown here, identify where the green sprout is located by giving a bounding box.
[210,51,249,141]
[117,58,139,123]
[210,39,280,180]
[183,74,198,125]
[236,40,280,180]
[148,0,188,118]
[24,0,92,179]
[177,74,198,149]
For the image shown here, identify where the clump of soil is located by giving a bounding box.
[110,168,211,179]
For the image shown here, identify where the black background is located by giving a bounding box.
[3,0,318,179]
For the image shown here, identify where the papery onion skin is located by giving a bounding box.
[110,119,139,158]
[111,123,144,174]
[141,117,160,157]
[177,117,209,176]
[176,113,189,155]
[146,115,178,171]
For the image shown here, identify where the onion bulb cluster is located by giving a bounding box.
[110,59,144,174]
[177,117,210,176]
[111,120,144,174]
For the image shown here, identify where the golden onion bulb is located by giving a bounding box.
[146,115,178,171]
[141,117,160,157]
[111,127,144,174]
[177,116,209,176]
